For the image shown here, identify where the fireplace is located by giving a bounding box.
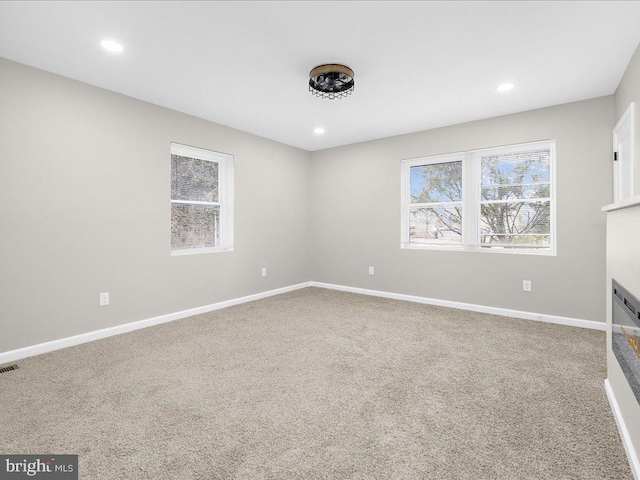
[612,280,640,403]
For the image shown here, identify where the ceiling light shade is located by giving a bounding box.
[309,64,354,100]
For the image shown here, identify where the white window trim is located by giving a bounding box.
[400,140,556,256]
[613,102,635,203]
[401,152,466,249]
[170,142,234,256]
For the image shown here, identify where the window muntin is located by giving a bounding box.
[401,140,555,255]
[170,143,233,255]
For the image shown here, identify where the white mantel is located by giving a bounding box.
[602,193,640,213]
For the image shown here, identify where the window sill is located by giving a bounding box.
[171,246,234,256]
[401,243,556,256]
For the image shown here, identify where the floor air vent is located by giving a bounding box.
[0,364,18,374]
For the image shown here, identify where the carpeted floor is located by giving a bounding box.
[0,287,632,479]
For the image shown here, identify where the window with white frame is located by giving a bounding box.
[407,154,465,246]
[401,140,555,254]
[170,143,234,255]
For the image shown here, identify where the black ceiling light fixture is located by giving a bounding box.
[309,64,355,100]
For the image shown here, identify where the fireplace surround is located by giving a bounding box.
[604,197,640,478]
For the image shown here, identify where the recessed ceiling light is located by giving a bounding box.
[314,127,325,135]
[100,39,124,53]
[497,82,515,92]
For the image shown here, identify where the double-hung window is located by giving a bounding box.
[406,153,465,246]
[475,143,554,251]
[401,140,555,254]
[170,143,234,255]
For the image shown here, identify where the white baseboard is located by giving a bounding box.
[1,279,604,365]
[309,282,605,331]
[0,282,312,365]
[605,379,640,480]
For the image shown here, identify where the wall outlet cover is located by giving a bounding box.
[99,292,110,306]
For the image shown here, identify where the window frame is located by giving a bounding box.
[401,152,467,249]
[401,140,556,256]
[170,142,234,256]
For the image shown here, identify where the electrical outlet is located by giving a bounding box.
[369,266,375,275]
[99,292,110,306]
[262,267,267,277]
[522,280,532,292]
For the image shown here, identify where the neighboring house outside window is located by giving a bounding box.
[401,140,556,255]
[170,143,234,255]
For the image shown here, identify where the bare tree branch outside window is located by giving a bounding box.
[408,149,551,248]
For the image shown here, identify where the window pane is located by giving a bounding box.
[410,161,462,203]
[171,204,220,250]
[480,201,550,247]
[171,155,219,202]
[409,207,462,244]
[482,183,550,201]
[481,149,550,201]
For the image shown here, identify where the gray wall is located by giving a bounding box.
[309,97,614,322]
[0,57,311,353]
[0,56,617,355]
[615,41,640,194]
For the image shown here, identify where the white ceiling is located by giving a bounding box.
[1,1,640,151]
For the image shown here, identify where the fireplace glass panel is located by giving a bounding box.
[612,280,640,404]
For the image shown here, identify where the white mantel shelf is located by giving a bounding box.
[602,194,640,213]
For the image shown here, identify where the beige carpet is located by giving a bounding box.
[0,287,632,479]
